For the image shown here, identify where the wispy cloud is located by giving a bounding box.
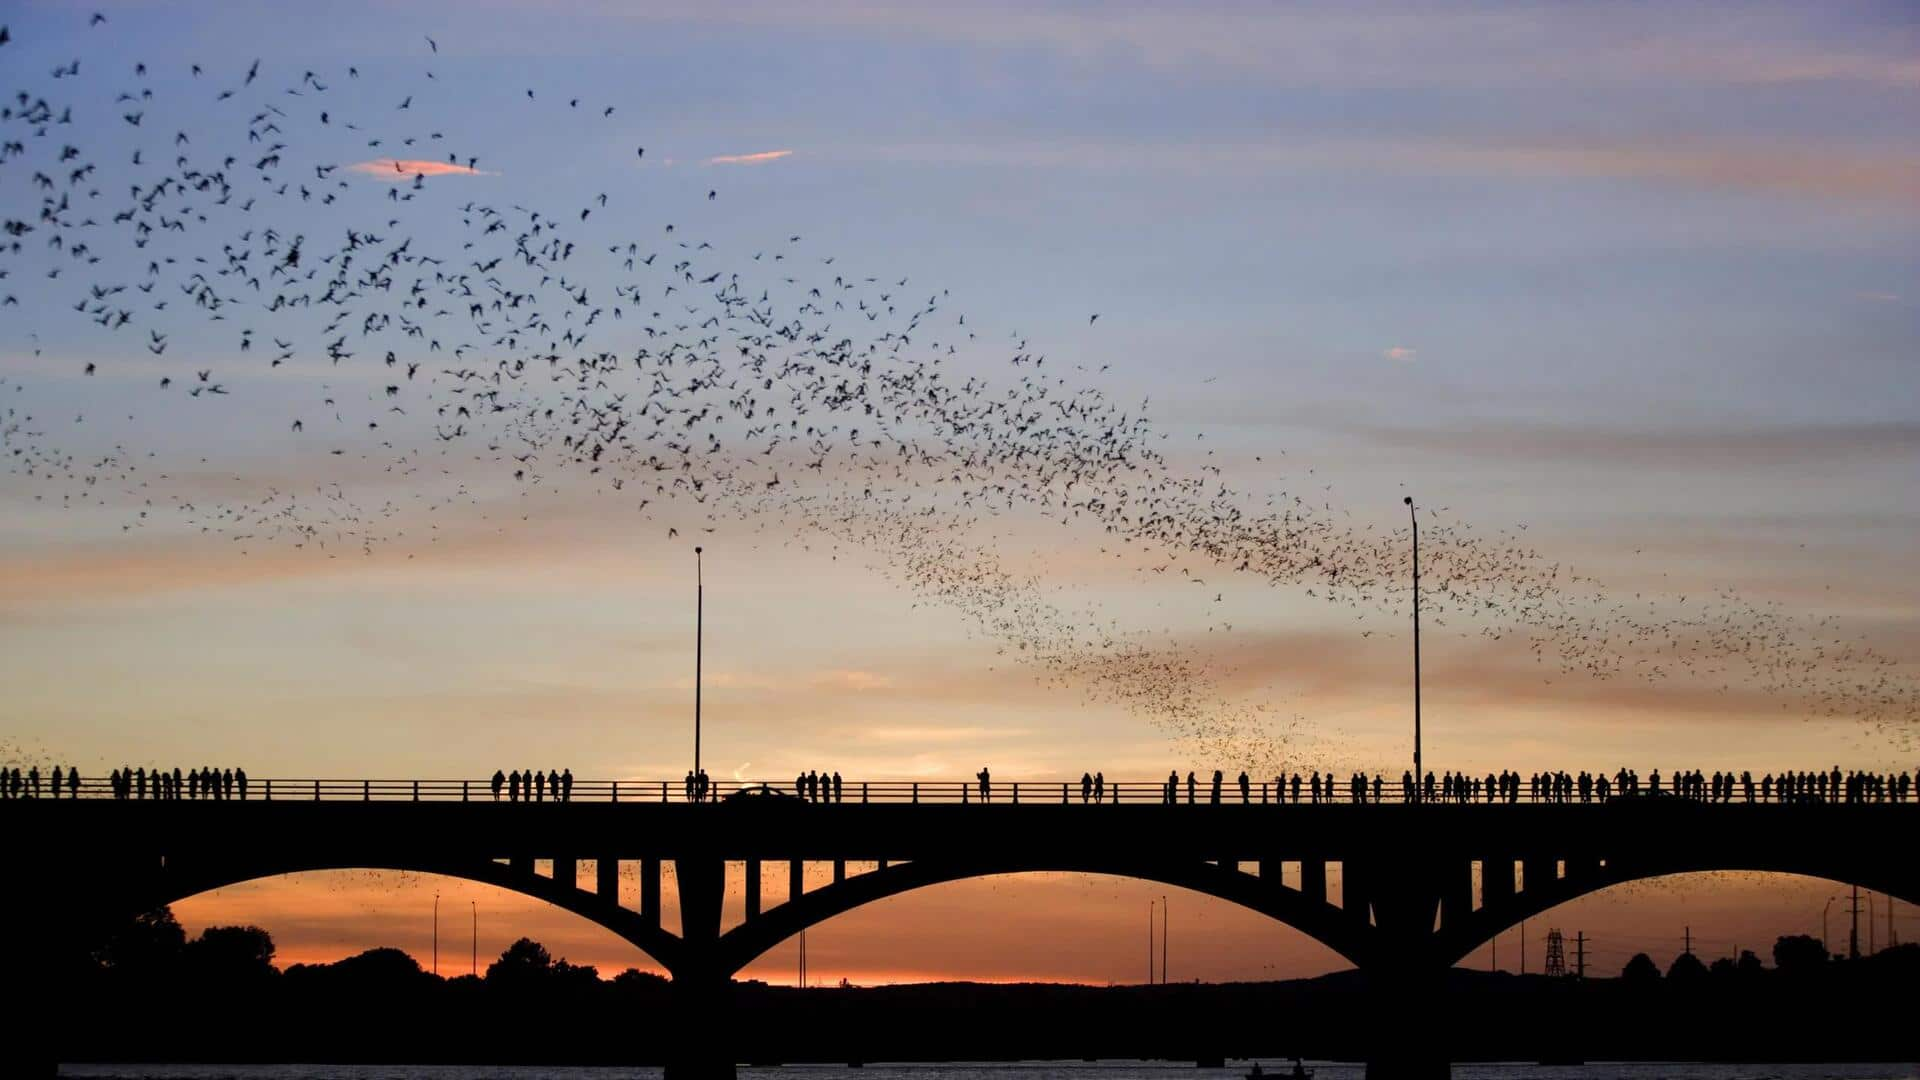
[346,159,492,181]
[706,149,793,166]
[1382,346,1416,362]
[838,136,1920,209]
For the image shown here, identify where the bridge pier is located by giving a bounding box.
[665,856,738,1080]
[1356,855,1452,1080]
[1360,963,1452,1080]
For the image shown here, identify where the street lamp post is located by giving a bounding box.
[471,900,477,977]
[1406,496,1422,803]
[432,893,440,977]
[1823,896,1837,957]
[694,546,704,792]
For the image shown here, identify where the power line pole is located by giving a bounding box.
[1156,896,1167,983]
[1684,925,1692,956]
[471,900,477,977]
[1544,928,1566,978]
[432,892,440,977]
[1148,899,1155,986]
[1574,932,1587,980]
[1405,496,1422,803]
[1849,885,1862,961]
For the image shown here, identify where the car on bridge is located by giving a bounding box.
[726,783,802,803]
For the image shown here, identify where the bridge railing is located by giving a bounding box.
[14,775,1911,805]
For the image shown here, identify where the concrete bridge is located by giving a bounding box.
[8,780,1917,1078]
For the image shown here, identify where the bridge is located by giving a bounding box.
[8,775,1918,1079]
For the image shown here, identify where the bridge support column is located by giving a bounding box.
[1361,963,1452,1080]
[745,859,761,918]
[1301,859,1327,905]
[641,858,662,928]
[1357,856,1451,1080]
[597,856,619,901]
[667,856,737,1080]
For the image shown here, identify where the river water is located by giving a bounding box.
[56,1063,1920,1080]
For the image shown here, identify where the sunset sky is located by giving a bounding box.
[2,0,1917,986]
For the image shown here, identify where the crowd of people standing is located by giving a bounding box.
[101,765,246,800]
[0,764,82,799]
[488,768,574,802]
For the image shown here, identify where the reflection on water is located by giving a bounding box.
[56,1062,1920,1080]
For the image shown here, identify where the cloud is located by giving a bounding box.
[836,135,1920,209]
[347,159,492,181]
[706,149,793,166]
[1337,419,1920,468]
[1382,346,1416,362]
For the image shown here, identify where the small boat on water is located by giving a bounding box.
[1246,1059,1313,1080]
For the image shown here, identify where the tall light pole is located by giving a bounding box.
[471,900,477,977]
[1161,894,1169,985]
[1823,896,1837,956]
[1147,899,1154,986]
[432,892,440,976]
[694,546,704,792]
[1405,496,1423,803]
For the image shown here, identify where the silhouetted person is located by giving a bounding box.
[29,765,41,798]
[223,767,234,800]
[796,772,808,801]
[978,766,991,803]
[1186,771,1196,805]
[832,771,843,803]
[1081,772,1092,803]
[51,765,64,799]
[1166,770,1178,804]
[1094,771,1105,802]
[509,769,521,802]
[1238,770,1250,803]
[534,770,546,802]
[173,767,183,800]
[491,770,505,800]
[562,768,574,801]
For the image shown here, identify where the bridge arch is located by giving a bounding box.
[137,857,688,974]
[1437,858,1920,968]
[716,856,1374,977]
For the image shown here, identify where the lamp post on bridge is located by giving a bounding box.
[1406,496,1423,803]
[432,892,439,977]
[694,546,704,791]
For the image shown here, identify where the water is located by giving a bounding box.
[55,1063,1920,1080]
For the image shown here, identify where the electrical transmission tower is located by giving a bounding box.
[1544,928,1567,978]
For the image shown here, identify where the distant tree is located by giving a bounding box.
[1621,952,1660,983]
[1708,956,1736,978]
[1736,949,1764,975]
[552,957,602,988]
[1772,934,1828,974]
[328,946,428,983]
[611,967,670,991]
[1666,951,1708,981]
[486,937,554,984]
[185,924,277,980]
[94,906,187,974]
